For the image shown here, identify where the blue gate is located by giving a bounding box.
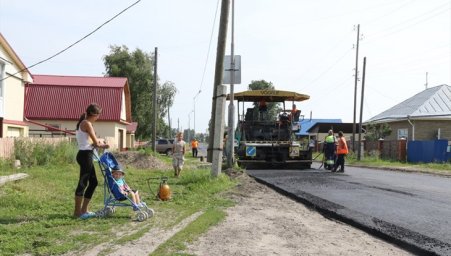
[407,140,449,163]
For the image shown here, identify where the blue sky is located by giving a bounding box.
[1,0,450,134]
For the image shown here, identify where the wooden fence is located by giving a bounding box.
[314,139,407,162]
[0,138,14,159]
[363,140,407,162]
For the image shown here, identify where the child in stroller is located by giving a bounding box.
[111,166,142,208]
[95,151,154,222]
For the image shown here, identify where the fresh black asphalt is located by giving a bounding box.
[247,163,451,256]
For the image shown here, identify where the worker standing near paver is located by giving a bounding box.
[323,130,336,171]
[333,131,348,173]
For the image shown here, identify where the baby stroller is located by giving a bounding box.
[94,150,154,222]
[322,142,336,171]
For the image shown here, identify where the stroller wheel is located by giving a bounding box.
[137,212,147,222]
[96,210,105,218]
[145,208,155,218]
[104,207,114,216]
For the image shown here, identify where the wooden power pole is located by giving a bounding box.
[152,47,158,151]
[352,24,360,152]
[358,57,366,161]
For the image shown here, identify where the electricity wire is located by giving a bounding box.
[364,1,450,44]
[197,0,221,95]
[0,0,142,82]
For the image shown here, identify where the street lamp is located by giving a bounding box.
[188,110,194,142]
[193,90,201,138]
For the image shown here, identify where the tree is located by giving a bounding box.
[248,80,279,118]
[364,123,392,141]
[158,81,177,137]
[248,80,275,91]
[103,45,177,139]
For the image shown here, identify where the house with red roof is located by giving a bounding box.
[24,74,134,150]
[0,33,33,138]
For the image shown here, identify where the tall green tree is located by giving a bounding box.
[248,80,275,91]
[103,45,177,139]
[248,80,279,118]
[158,81,177,137]
[364,122,392,141]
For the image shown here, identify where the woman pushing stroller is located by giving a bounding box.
[74,103,109,220]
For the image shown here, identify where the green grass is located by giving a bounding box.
[0,154,237,256]
[347,155,451,174]
[313,151,451,175]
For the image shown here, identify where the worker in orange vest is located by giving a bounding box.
[333,131,348,173]
[191,138,199,158]
[289,104,299,121]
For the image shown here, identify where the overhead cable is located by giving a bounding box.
[0,0,141,82]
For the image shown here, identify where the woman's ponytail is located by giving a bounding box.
[76,113,86,130]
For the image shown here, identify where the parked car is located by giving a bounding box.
[154,139,174,155]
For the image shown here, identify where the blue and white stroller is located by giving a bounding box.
[94,150,154,222]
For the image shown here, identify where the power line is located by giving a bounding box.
[362,0,416,26]
[0,0,141,82]
[302,48,353,89]
[296,28,354,86]
[364,1,450,44]
[197,0,221,94]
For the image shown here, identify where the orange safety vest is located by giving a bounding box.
[336,137,348,155]
[191,140,198,149]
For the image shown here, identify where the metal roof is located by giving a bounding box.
[227,89,310,102]
[25,75,130,122]
[31,74,127,87]
[366,84,451,123]
[307,122,364,134]
[295,119,342,136]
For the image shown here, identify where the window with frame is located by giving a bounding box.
[397,128,408,140]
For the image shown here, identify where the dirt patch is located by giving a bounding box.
[113,151,170,170]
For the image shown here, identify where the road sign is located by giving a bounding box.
[246,146,256,157]
[223,55,241,84]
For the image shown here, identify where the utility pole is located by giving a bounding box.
[358,57,366,161]
[151,47,158,151]
[226,0,235,168]
[352,24,360,152]
[188,111,191,143]
[207,0,230,163]
[193,90,201,138]
[168,105,171,138]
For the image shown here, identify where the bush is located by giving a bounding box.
[14,139,77,167]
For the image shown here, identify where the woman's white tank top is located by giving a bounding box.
[76,126,93,150]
